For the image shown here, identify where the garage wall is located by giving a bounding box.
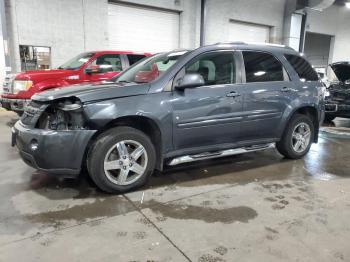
[204,0,287,45]
[6,0,200,72]
[5,0,108,70]
[307,5,350,63]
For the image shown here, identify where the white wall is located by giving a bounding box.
[6,0,108,70]
[6,0,200,72]
[307,4,350,63]
[204,0,287,45]
[0,13,5,90]
[0,0,6,89]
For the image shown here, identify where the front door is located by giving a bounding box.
[172,51,244,151]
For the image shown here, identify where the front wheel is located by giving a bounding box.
[87,126,156,193]
[276,114,314,159]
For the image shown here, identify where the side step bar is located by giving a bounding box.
[168,143,275,166]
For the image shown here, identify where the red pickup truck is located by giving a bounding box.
[1,50,150,114]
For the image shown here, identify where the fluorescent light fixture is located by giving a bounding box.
[346,2,350,8]
[254,71,266,76]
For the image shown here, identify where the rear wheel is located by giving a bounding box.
[276,114,314,159]
[87,127,156,193]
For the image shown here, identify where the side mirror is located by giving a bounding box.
[175,73,205,90]
[85,64,112,74]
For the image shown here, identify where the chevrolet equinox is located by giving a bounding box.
[12,43,325,193]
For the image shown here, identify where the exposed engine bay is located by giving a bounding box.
[35,98,87,130]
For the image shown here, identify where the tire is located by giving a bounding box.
[276,114,314,159]
[87,126,156,193]
[324,114,336,123]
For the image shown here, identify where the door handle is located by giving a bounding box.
[280,86,292,92]
[226,91,241,98]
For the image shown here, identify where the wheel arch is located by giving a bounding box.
[84,115,163,171]
[285,105,320,142]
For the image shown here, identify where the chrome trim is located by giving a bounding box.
[168,143,275,166]
[325,103,338,113]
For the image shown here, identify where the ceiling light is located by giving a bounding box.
[346,2,350,8]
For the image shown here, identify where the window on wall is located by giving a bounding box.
[185,52,236,86]
[285,54,319,82]
[243,51,284,83]
[19,45,51,71]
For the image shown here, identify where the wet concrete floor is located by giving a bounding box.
[1,111,350,261]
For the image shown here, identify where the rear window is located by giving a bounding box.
[127,54,146,65]
[285,54,318,81]
[243,51,284,83]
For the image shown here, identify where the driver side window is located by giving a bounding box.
[185,52,236,86]
[91,54,122,72]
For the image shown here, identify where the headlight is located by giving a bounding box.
[325,90,330,97]
[13,80,33,94]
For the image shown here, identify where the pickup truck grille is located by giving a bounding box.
[20,100,48,126]
[2,74,16,94]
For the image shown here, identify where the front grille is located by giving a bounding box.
[2,74,16,93]
[20,100,48,126]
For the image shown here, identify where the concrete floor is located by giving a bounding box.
[1,110,350,262]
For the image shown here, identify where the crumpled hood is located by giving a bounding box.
[330,62,350,83]
[32,82,150,103]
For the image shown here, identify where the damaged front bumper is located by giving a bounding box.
[12,120,96,177]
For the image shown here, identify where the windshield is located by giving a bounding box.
[115,51,189,84]
[58,52,95,70]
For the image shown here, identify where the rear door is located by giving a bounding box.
[172,51,244,151]
[239,51,297,141]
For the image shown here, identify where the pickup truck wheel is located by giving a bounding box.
[276,114,314,159]
[88,127,156,193]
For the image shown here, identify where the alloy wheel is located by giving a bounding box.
[291,122,311,153]
[103,140,148,185]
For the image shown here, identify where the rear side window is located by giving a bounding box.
[243,51,284,83]
[127,54,146,65]
[285,54,318,81]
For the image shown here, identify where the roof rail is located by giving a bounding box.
[214,41,294,50]
[215,41,247,45]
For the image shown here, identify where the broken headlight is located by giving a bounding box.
[36,98,87,130]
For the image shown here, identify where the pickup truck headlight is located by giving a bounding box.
[13,80,33,94]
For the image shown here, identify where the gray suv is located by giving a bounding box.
[12,43,325,193]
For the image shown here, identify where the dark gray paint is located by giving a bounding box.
[14,43,325,176]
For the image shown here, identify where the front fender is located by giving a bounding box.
[83,92,174,155]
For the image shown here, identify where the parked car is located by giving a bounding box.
[324,61,350,122]
[12,43,325,193]
[1,51,150,114]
